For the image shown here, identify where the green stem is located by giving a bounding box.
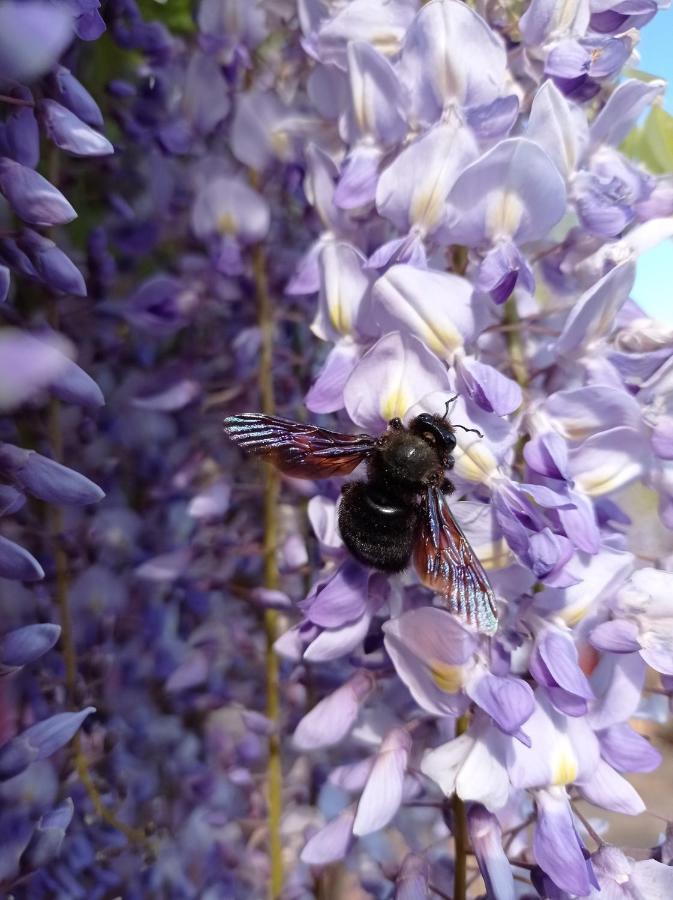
[47,245,147,847]
[503,297,529,390]
[452,713,470,900]
[251,225,284,898]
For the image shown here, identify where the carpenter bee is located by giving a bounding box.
[223,404,498,635]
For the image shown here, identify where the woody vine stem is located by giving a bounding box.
[251,168,284,898]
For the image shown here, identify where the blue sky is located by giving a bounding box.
[631,6,673,323]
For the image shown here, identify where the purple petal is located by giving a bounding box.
[182,51,230,137]
[0,535,44,581]
[353,728,411,835]
[17,229,86,296]
[588,652,646,731]
[366,234,427,270]
[329,757,375,792]
[0,445,104,506]
[371,265,483,359]
[444,138,567,246]
[304,560,369,628]
[395,853,430,900]
[590,78,665,148]
[0,1,74,82]
[191,177,269,245]
[524,433,569,481]
[135,547,191,582]
[558,491,602,554]
[577,759,645,814]
[133,378,200,412]
[23,798,74,870]
[475,241,535,304]
[455,356,522,415]
[542,384,642,441]
[305,340,359,414]
[231,90,289,171]
[2,104,40,168]
[400,0,506,123]
[0,623,60,669]
[468,805,515,900]
[534,789,593,897]
[0,329,72,411]
[334,145,381,210]
[293,671,373,750]
[344,41,406,146]
[527,80,584,179]
[569,426,646,497]
[0,159,76,227]
[383,608,476,717]
[574,171,634,238]
[587,36,632,78]
[312,242,371,342]
[39,100,113,157]
[545,40,590,80]
[467,672,535,735]
[598,723,662,773]
[555,260,636,357]
[537,631,594,700]
[376,122,478,235]
[303,611,372,662]
[0,485,24,516]
[165,650,209,693]
[631,859,673,897]
[466,95,520,144]
[188,480,231,521]
[344,331,450,432]
[651,417,673,460]
[300,807,356,865]
[520,0,589,46]
[0,707,95,781]
[49,66,103,128]
[590,618,640,653]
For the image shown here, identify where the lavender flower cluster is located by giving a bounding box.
[1,0,673,896]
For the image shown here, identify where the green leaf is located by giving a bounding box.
[621,106,673,174]
[137,0,196,34]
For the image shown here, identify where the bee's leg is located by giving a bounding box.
[440,477,455,495]
[388,417,404,430]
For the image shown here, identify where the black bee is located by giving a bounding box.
[223,405,498,635]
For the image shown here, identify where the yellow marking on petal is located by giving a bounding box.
[410,181,445,234]
[381,387,410,422]
[575,460,642,497]
[452,442,499,485]
[556,0,582,32]
[476,538,513,571]
[551,738,578,785]
[424,320,463,357]
[486,190,524,240]
[217,213,237,235]
[562,602,592,627]
[323,249,353,337]
[270,129,290,158]
[429,661,464,694]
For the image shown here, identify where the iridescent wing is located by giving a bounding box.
[414,485,498,635]
[223,413,378,478]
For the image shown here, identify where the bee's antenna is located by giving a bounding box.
[453,423,484,439]
[441,395,458,421]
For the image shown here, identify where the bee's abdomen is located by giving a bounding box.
[338,481,419,573]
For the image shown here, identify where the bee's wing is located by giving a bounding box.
[223,413,378,478]
[413,485,498,635]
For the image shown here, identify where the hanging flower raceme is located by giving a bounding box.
[1,0,673,895]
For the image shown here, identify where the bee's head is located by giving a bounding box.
[410,413,457,457]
